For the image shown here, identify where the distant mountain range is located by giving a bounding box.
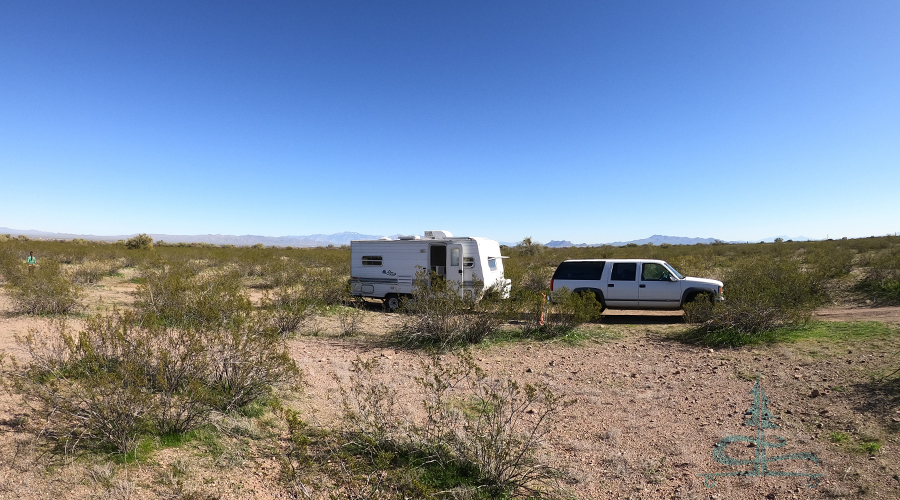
[545,234,816,247]
[0,227,816,248]
[0,227,382,247]
[545,235,720,247]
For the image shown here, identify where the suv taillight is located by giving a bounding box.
[550,279,554,291]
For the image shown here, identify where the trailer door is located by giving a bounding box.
[447,244,463,286]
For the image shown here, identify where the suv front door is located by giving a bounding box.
[638,262,683,309]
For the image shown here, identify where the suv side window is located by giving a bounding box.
[552,261,606,280]
[610,262,637,281]
[641,263,671,281]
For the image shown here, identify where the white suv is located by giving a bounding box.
[550,259,724,310]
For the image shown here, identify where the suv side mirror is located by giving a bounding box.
[668,275,678,282]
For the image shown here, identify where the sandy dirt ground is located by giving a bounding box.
[1,275,900,499]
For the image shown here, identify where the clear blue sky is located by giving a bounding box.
[2,1,898,244]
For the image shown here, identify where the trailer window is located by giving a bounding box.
[450,248,460,266]
[488,258,497,271]
[361,256,383,266]
[463,257,474,268]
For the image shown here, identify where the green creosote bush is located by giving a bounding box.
[133,263,252,329]
[125,233,154,250]
[395,269,505,349]
[805,244,856,280]
[260,285,315,336]
[337,351,571,497]
[5,259,84,315]
[3,310,299,455]
[301,266,350,306]
[856,248,900,304]
[681,257,826,346]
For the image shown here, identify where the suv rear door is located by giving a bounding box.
[605,262,640,308]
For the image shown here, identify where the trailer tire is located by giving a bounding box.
[384,294,401,312]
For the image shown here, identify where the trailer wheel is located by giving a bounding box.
[384,294,401,312]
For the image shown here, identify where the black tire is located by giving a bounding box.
[384,294,401,312]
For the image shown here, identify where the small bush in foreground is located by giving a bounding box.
[332,352,571,498]
[2,311,299,454]
[260,286,314,336]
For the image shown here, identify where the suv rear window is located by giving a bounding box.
[552,261,606,280]
[610,262,637,281]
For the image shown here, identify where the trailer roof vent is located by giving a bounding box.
[398,235,421,240]
[424,230,453,239]
[378,237,392,241]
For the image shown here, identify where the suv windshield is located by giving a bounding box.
[663,262,685,280]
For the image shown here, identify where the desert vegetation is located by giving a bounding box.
[0,234,899,498]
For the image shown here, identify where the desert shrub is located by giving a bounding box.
[337,298,366,337]
[260,286,314,336]
[339,357,405,450]
[261,256,307,288]
[203,323,299,412]
[125,233,154,250]
[806,244,856,280]
[856,248,900,304]
[4,311,299,454]
[302,266,349,306]
[514,237,545,257]
[0,246,25,283]
[133,263,252,329]
[515,264,554,294]
[416,352,572,496]
[336,352,570,497]
[516,288,604,339]
[680,257,826,345]
[395,270,505,348]
[6,260,83,314]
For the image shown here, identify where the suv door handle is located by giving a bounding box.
[639,284,646,288]
[607,284,614,287]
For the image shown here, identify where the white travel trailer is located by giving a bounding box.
[350,230,510,310]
